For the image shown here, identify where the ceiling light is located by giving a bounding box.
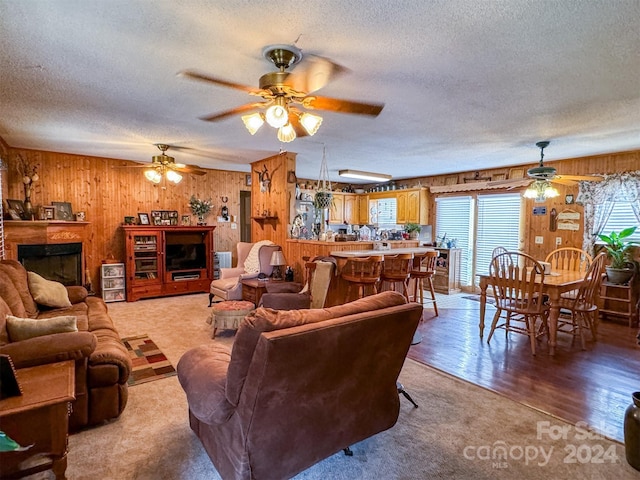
[242,113,265,135]
[523,180,559,201]
[339,169,392,182]
[277,123,296,143]
[299,112,322,136]
[165,169,183,184]
[265,97,288,128]
[144,169,162,184]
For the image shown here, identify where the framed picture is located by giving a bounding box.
[7,208,21,220]
[508,168,525,180]
[246,174,252,186]
[181,215,191,226]
[43,205,56,220]
[138,213,150,225]
[565,194,574,204]
[6,199,26,219]
[124,216,135,225]
[493,173,507,181]
[52,201,73,220]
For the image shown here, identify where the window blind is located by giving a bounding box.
[435,196,473,286]
[475,193,522,276]
[599,202,640,242]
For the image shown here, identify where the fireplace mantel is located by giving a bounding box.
[3,220,90,260]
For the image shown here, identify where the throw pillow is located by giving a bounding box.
[6,315,78,342]
[27,271,72,308]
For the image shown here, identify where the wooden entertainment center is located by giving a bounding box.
[121,225,216,301]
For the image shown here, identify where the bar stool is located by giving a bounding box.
[340,255,383,302]
[409,251,438,316]
[379,253,414,301]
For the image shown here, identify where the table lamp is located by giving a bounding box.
[270,250,286,280]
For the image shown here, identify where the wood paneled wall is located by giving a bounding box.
[1,146,250,288]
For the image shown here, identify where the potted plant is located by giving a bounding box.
[404,222,421,240]
[598,226,638,284]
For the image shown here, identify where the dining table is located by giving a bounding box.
[477,269,586,355]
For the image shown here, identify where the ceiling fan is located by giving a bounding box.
[488,141,603,191]
[179,44,385,142]
[118,144,206,185]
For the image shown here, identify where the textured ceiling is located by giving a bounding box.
[1,0,640,183]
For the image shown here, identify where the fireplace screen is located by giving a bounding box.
[18,243,83,286]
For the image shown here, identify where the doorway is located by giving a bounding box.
[240,191,251,242]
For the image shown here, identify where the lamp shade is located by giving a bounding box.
[277,123,296,143]
[299,112,323,136]
[265,98,288,128]
[144,169,162,184]
[270,250,286,266]
[166,169,183,184]
[242,113,265,135]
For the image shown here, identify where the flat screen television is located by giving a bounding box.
[165,233,207,271]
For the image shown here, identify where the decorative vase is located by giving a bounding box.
[197,215,206,226]
[625,391,640,471]
[23,195,34,220]
[606,266,634,285]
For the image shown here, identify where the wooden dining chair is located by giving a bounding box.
[555,252,607,349]
[487,252,549,355]
[545,247,592,274]
[379,253,414,301]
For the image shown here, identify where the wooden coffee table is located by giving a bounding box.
[0,360,75,480]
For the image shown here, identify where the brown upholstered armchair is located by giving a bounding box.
[209,241,281,305]
[177,291,422,480]
[260,257,335,310]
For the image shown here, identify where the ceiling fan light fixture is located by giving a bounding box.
[242,112,265,135]
[144,169,162,184]
[339,169,392,182]
[166,169,183,184]
[265,97,288,128]
[523,180,558,201]
[299,112,323,136]
[277,123,296,143]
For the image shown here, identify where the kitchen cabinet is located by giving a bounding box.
[329,193,345,224]
[365,188,429,225]
[357,195,369,224]
[344,194,357,224]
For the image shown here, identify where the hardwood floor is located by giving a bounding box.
[407,295,640,443]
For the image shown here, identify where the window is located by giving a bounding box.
[475,193,522,276]
[435,193,522,288]
[435,196,473,286]
[598,202,640,242]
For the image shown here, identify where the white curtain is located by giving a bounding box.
[577,170,640,256]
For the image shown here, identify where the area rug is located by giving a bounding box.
[463,294,495,305]
[122,334,177,386]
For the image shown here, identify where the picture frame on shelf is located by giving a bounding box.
[138,212,150,225]
[52,201,73,220]
[181,215,191,226]
[7,208,21,220]
[6,199,25,219]
[43,205,55,220]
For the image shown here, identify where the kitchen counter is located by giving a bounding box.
[330,247,434,258]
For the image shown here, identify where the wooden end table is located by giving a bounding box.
[0,360,75,480]
[241,278,271,305]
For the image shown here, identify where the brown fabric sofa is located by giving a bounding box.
[0,259,131,431]
[177,291,422,480]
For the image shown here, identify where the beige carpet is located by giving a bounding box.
[59,294,636,479]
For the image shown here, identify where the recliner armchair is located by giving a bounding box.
[209,241,281,305]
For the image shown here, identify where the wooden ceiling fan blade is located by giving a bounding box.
[200,103,263,122]
[172,165,207,176]
[287,55,349,93]
[556,174,603,182]
[550,177,577,186]
[303,96,384,116]
[178,70,264,95]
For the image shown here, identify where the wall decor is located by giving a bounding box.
[138,213,150,225]
[6,199,26,219]
[52,201,73,220]
[41,206,55,220]
[565,194,574,204]
[245,174,252,186]
[124,216,135,225]
[532,206,547,215]
[493,173,506,181]
[151,210,178,225]
[181,215,191,226]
